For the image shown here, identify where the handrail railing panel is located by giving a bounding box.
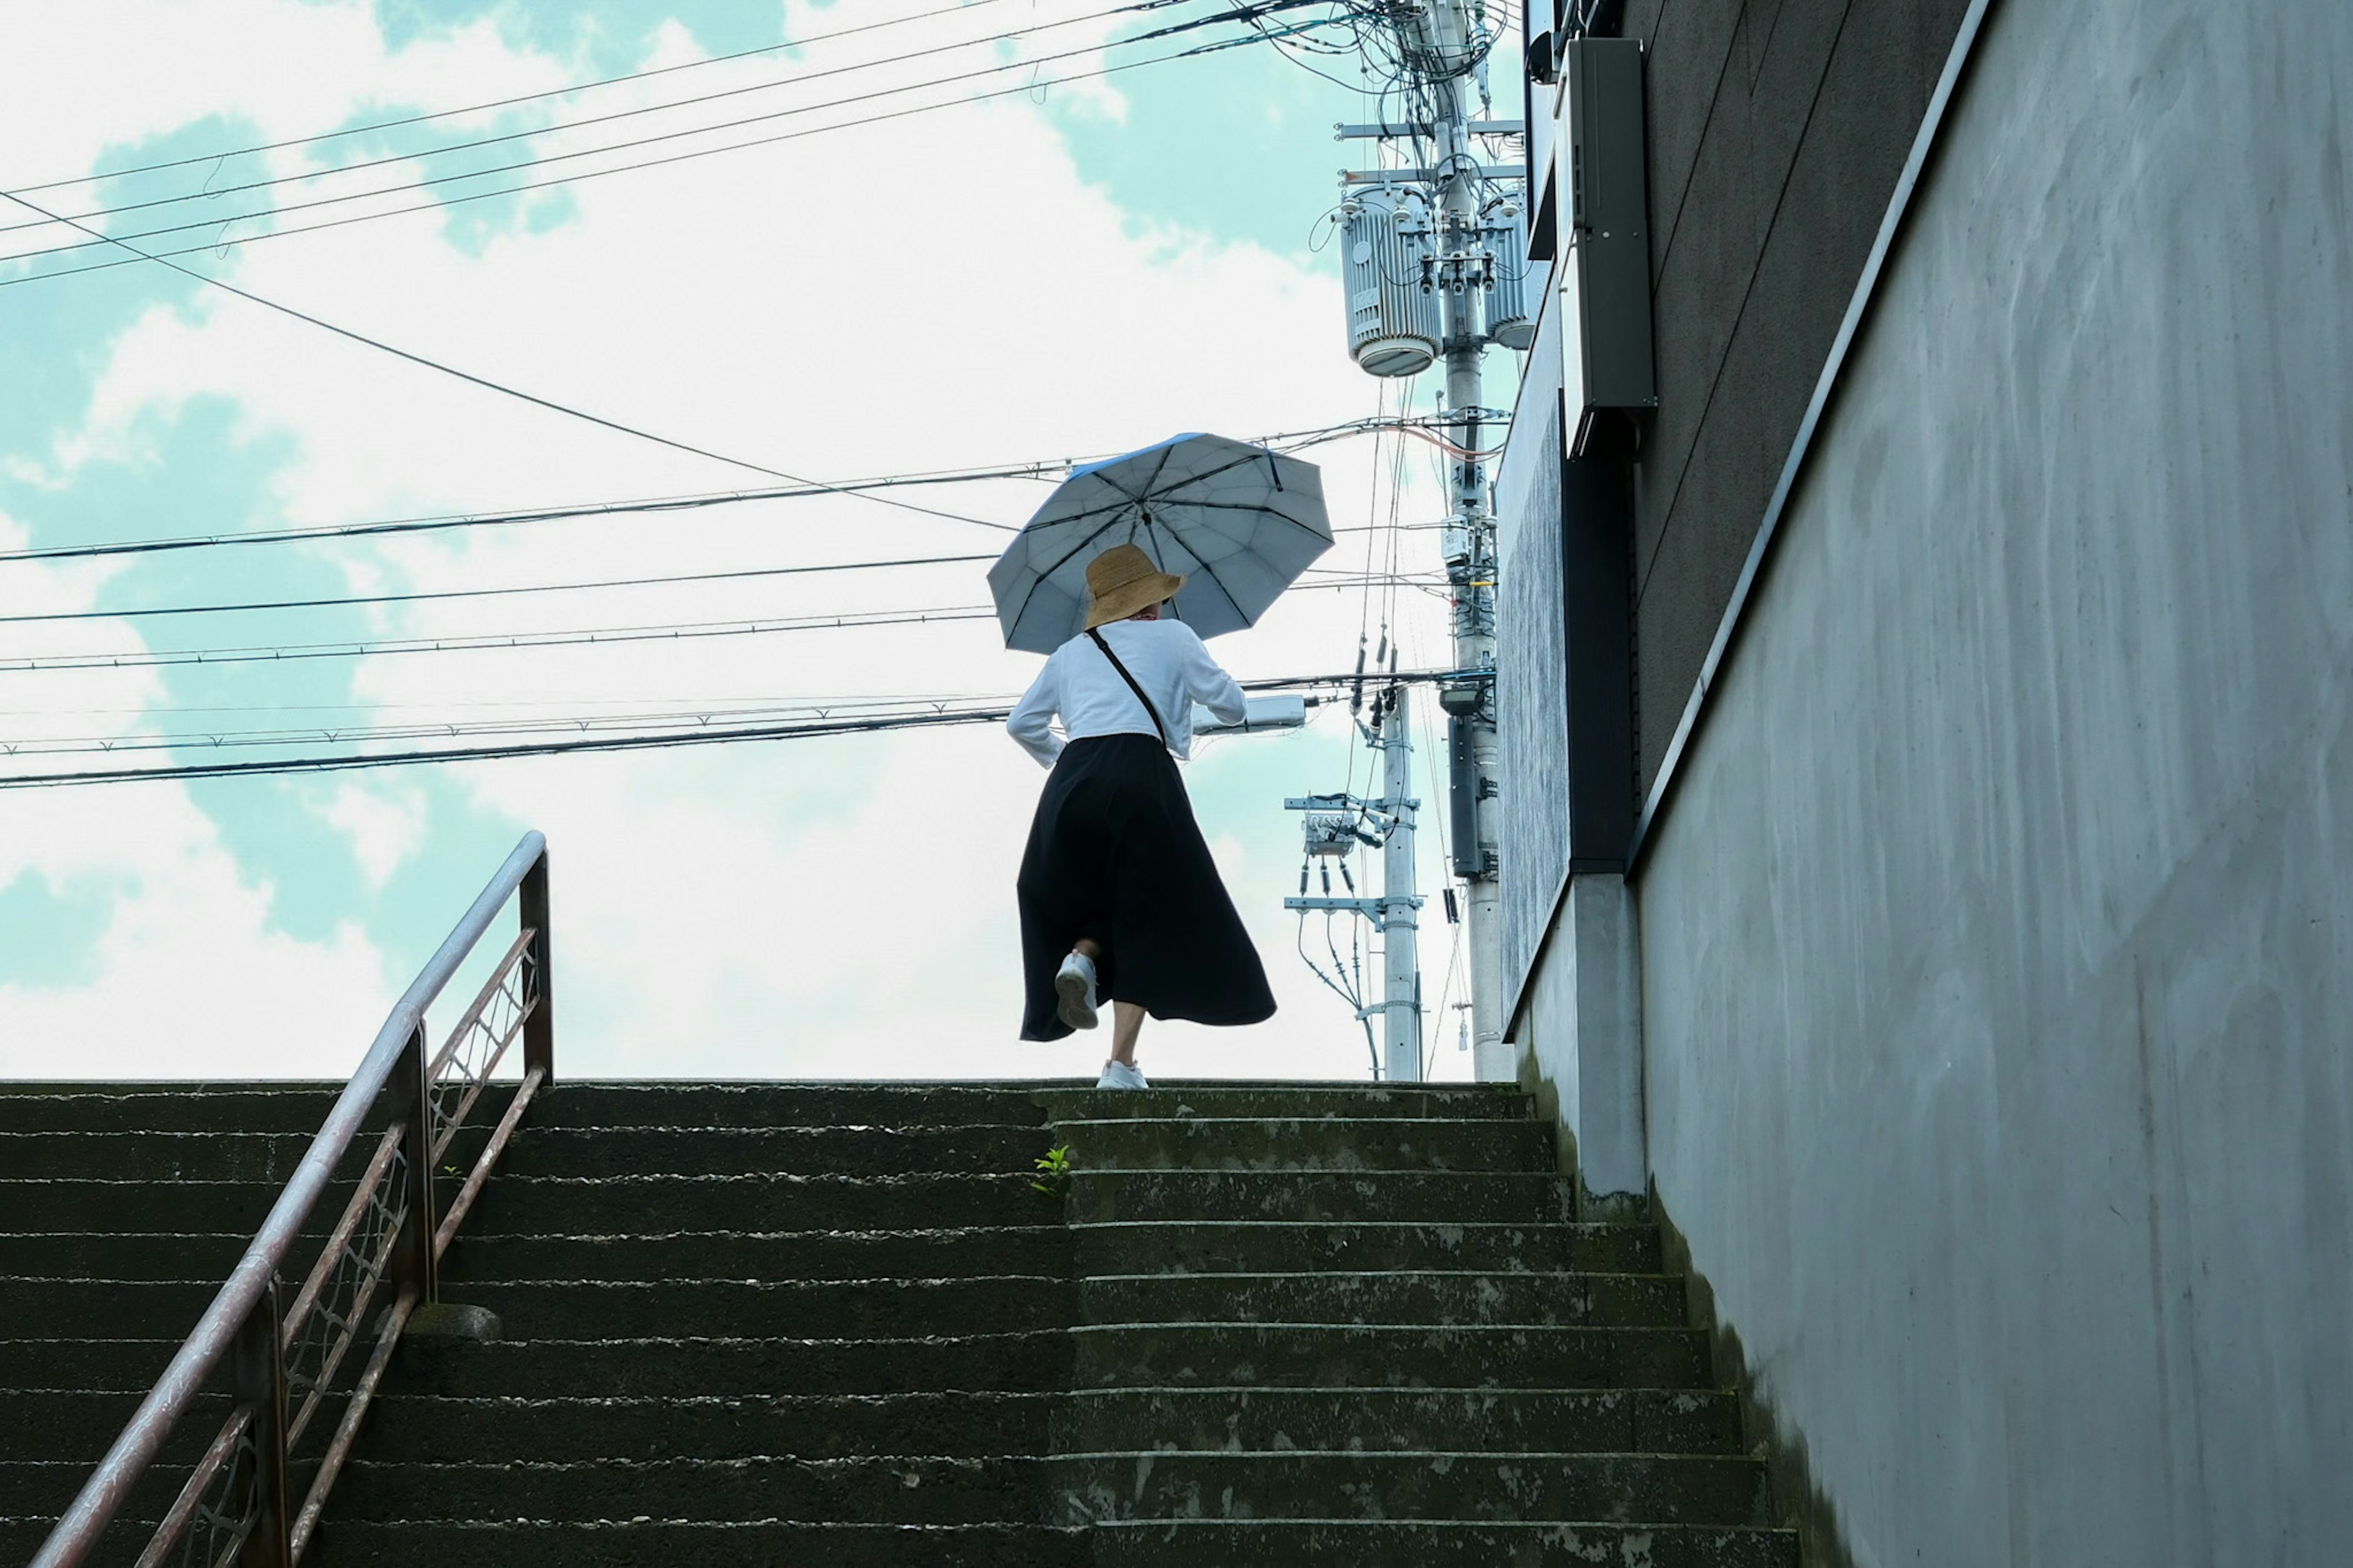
[31,831,554,1568]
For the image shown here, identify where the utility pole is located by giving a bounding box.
[1422,0,1508,1084]
[1284,683,1425,1080]
[1330,0,1517,1079]
[1378,685,1422,1081]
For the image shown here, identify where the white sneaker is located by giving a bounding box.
[1055,951,1100,1031]
[1097,1059,1149,1091]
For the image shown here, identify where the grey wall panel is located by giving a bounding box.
[1637,0,2353,1557]
[1495,303,1571,1017]
[1621,0,1972,793]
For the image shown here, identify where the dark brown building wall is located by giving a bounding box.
[1616,0,1974,795]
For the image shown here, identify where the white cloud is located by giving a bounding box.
[317,778,428,890]
[0,0,1471,1081]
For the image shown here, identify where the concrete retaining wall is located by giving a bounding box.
[1634,0,2353,1559]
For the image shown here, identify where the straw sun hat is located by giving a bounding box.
[1082,543,1187,631]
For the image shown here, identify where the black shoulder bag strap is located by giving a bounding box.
[1086,629,1170,747]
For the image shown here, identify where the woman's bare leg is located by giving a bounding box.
[1073,937,1102,960]
[1108,1001,1146,1067]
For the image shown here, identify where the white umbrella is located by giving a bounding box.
[988,433,1333,653]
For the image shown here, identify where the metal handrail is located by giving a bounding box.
[29,830,556,1568]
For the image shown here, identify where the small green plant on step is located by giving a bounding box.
[1032,1145,1072,1198]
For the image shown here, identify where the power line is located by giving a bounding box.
[0,414,1472,570]
[0,668,1457,790]
[4,0,1026,195]
[0,604,1000,675]
[0,578,1425,675]
[0,551,999,625]
[0,552,1419,625]
[0,693,1016,758]
[0,19,1346,287]
[0,0,1203,241]
[0,190,996,529]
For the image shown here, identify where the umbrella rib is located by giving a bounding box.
[1019,493,1148,529]
[1146,513,1249,627]
[1162,498,1332,538]
[1032,510,1140,607]
[1134,449,1265,496]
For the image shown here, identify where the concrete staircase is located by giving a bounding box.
[0,1083,388,1561]
[1,1080,1795,1566]
[1044,1084,1790,1565]
[308,1083,1080,1566]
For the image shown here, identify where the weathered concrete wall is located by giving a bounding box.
[1636,0,2353,1559]
[1517,872,1646,1204]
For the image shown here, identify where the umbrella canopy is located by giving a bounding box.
[988,433,1333,653]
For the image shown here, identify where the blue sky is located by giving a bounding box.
[0,1,1502,1081]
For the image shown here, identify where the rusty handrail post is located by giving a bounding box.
[520,849,555,1085]
[31,830,547,1568]
[232,1281,292,1568]
[388,1021,440,1308]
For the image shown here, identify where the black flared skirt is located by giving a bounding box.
[1017,733,1276,1042]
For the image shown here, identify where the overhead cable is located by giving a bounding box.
[0,0,1206,241]
[0,18,1349,286]
[0,578,1427,675]
[0,552,999,625]
[0,414,1478,570]
[0,604,1001,675]
[2,0,1025,195]
[0,693,1018,758]
[0,668,1462,791]
[0,188,999,529]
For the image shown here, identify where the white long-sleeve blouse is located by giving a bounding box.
[1006,619,1248,768]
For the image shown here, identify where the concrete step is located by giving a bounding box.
[1073,1323,1711,1390]
[1050,1449,1771,1526]
[1071,1221,1660,1276]
[1051,1387,1743,1455]
[0,1456,322,1541]
[0,1178,366,1236]
[0,1131,326,1183]
[328,1454,1044,1524]
[1079,1271,1684,1328]
[1085,1518,1798,1566]
[524,1083,1059,1131]
[1039,1085,1532,1123]
[0,1231,251,1279]
[441,1227,1076,1283]
[0,1278,268,1340]
[355,1391,1056,1461]
[0,1388,366,1466]
[390,1331,1076,1399]
[300,1518,1091,1568]
[0,1517,167,1567]
[464,1173,1064,1234]
[1066,1170,1572,1225]
[0,1340,183,1393]
[0,1125,487,1184]
[0,1085,345,1134]
[451,1276,1077,1339]
[1053,1117,1553,1173]
[496,1123,1056,1180]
